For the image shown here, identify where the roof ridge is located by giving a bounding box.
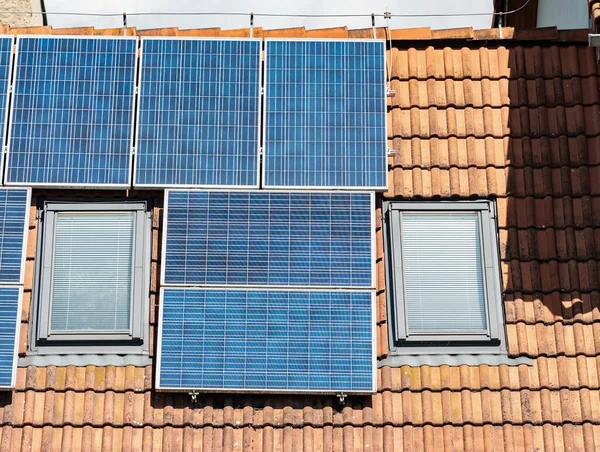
[0,24,591,43]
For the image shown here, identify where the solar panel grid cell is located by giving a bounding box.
[159,288,374,391]
[0,188,30,389]
[0,188,30,284]
[5,36,137,187]
[0,37,13,182]
[135,38,261,188]
[263,39,387,190]
[0,286,21,388]
[163,190,374,288]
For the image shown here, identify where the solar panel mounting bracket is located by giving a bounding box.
[337,393,347,404]
[387,147,396,157]
[260,87,264,95]
[189,391,199,403]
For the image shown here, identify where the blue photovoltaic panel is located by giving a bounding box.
[6,36,137,187]
[158,288,373,392]
[0,189,29,389]
[0,189,29,284]
[0,287,20,388]
[135,38,261,187]
[263,40,387,189]
[0,37,13,178]
[163,190,373,287]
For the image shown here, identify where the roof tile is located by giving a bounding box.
[177,27,222,37]
[305,27,348,38]
[262,27,306,38]
[432,27,475,40]
[390,27,432,40]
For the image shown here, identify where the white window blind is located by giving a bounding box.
[50,212,134,332]
[401,212,487,333]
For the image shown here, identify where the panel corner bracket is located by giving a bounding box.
[189,390,199,404]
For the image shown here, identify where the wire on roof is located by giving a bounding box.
[0,0,531,20]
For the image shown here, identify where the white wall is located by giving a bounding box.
[0,0,43,27]
[537,0,590,29]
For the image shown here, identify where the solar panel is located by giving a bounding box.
[0,37,14,182]
[5,36,137,187]
[0,188,30,389]
[163,190,374,288]
[0,188,30,284]
[135,38,261,188]
[0,286,22,388]
[158,288,374,392]
[263,39,387,190]
[158,189,376,392]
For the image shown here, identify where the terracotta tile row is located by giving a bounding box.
[390,46,598,81]
[389,76,600,109]
[499,227,600,261]
[388,104,600,140]
[5,385,600,428]
[376,320,600,359]
[505,322,600,357]
[495,196,600,229]
[502,259,600,293]
[388,165,502,198]
[0,24,349,39]
[504,292,600,325]
[3,422,600,452]
[391,136,599,172]
[378,358,600,392]
[388,164,597,198]
[13,356,600,394]
[14,366,152,393]
[507,136,600,167]
[3,23,591,43]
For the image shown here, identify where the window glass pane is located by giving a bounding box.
[401,212,487,333]
[50,212,134,332]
